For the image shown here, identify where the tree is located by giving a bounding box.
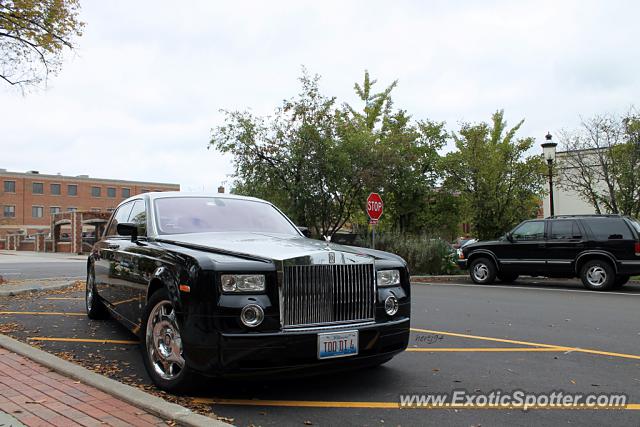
[557,112,640,217]
[443,110,546,240]
[210,70,382,237]
[0,0,84,89]
[338,71,449,234]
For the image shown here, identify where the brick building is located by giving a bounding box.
[0,169,180,237]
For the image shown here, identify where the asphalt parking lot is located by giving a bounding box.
[1,279,639,426]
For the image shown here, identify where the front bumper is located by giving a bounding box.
[457,259,467,269]
[183,317,410,377]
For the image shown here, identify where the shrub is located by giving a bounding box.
[355,231,458,275]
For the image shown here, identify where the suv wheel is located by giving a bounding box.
[469,258,496,284]
[497,273,519,283]
[580,260,614,291]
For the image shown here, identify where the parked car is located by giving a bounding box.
[455,238,477,260]
[452,236,476,249]
[458,215,640,291]
[87,192,410,391]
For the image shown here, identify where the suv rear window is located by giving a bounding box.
[550,220,582,240]
[627,217,640,235]
[583,217,633,240]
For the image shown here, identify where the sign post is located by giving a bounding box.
[366,193,383,249]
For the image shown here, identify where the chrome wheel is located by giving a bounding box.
[146,300,184,381]
[586,266,607,287]
[472,263,489,281]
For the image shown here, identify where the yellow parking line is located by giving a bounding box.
[192,398,397,409]
[192,398,640,410]
[28,337,139,345]
[411,328,563,349]
[0,311,85,316]
[407,347,570,352]
[411,328,640,361]
[567,348,640,361]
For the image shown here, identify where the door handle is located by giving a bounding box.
[107,244,120,250]
[538,244,546,248]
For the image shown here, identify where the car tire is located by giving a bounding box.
[612,275,630,289]
[141,288,195,393]
[497,273,519,283]
[86,265,108,320]
[469,257,497,284]
[580,260,615,291]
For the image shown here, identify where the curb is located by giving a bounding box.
[0,280,78,297]
[411,275,640,285]
[411,275,467,283]
[0,334,231,427]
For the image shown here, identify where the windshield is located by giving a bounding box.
[628,217,640,235]
[154,197,300,236]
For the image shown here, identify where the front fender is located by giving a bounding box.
[467,250,501,271]
[148,265,183,312]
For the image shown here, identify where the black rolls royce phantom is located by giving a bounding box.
[87,192,410,392]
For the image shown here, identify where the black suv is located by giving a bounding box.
[458,215,640,291]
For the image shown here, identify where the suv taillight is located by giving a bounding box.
[636,242,640,256]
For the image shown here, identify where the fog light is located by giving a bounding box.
[240,304,264,328]
[384,295,399,316]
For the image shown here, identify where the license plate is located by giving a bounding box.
[317,330,358,359]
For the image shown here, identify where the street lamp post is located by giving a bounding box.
[541,132,557,217]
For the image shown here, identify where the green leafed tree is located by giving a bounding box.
[211,70,383,237]
[443,110,546,240]
[0,0,84,89]
[339,71,450,234]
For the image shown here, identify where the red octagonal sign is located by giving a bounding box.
[366,192,384,221]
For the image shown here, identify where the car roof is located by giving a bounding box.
[547,214,624,219]
[120,191,270,206]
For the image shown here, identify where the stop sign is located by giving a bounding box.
[366,193,384,221]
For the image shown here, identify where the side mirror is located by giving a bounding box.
[117,223,138,242]
[506,233,514,243]
[297,226,311,238]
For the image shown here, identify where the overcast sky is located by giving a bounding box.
[1,0,638,191]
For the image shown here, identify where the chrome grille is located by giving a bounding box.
[282,264,375,328]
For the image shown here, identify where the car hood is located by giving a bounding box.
[464,239,505,250]
[155,232,392,264]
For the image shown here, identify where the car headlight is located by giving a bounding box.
[377,269,401,287]
[221,274,266,292]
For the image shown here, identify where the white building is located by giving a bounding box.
[542,150,600,218]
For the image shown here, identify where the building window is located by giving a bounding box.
[91,208,101,212]
[122,188,130,198]
[32,182,44,194]
[107,187,116,198]
[141,188,149,193]
[50,207,61,215]
[51,183,61,195]
[106,208,115,213]
[67,207,77,212]
[3,205,15,217]
[91,186,101,197]
[32,206,44,218]
[68,184,78,196]
[3,181,16,193]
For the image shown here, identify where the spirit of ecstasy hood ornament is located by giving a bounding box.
[323,234,332,249]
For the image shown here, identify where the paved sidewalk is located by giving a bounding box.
[0,347,168,427]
